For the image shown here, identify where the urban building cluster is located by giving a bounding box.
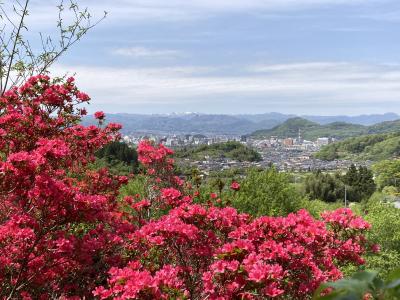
[122,133,242,147]
[122,133,369,174]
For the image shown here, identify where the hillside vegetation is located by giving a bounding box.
[174,141,262,162]
[315,132,400,161]
[250,117,400,140]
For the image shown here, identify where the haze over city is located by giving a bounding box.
[19,0,400,115]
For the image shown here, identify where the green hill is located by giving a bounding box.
[250,117,366,140]
[174,141,262,162]
[315,132,400,161]
[250,117,400,141]
[251,118,318,139]
[367,119,400,134]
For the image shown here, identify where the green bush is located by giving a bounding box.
[304,171,345,202]
[360,193,400,278]
[119,175,148,199]
[174,141,261,162]
[96,141,138,173]
[372,159,400,190]
[314,268,400,300]
[231,167,302,216]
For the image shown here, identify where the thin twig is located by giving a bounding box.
[2,0,29,95]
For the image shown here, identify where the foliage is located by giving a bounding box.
[314,268,400,300]
[230,167,303,216]
[343,165,376,202]
[253,117,400,141]
[315,146,340,161]
[300,199,343,219]
[359,193,400,279]
[119,175,149,200]
[372,159,400,191]
[0,75,377,299]
[304,166,375,203]
[90,157,134,176]
[304,171,345,203]
[174,141,262,162]
[96,141,138,166]
[251,117,320,139]
[367,119,400,134]
[95,141,139,174]
[251,118,367,140]
[315,132,400,161]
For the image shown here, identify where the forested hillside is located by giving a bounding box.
[315,132,400,161]
[250,117,400,140]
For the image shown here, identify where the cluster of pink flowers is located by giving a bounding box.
[137,140,183,190]
[202,209,371,299]
[93,262,188,299]
[0,76,376,299]
[94,111,105,120]
[137,140,174,167]
[230,181,240,191]
[0,76,131,298]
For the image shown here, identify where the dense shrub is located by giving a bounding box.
[373,159,400,191]
[304,171,345,203]
[96,141,139,173]
[304,166,375,203]
[359,193,400,279]
[0,76,131,297]
[175,141,262,162]
[0,76,375,299]
[230,167,302,216]
[343,164,376,202]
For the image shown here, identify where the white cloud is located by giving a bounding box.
[248,62,349,72]
[49,62,400,112]
[112,47,183,58]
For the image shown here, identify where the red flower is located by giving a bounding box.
[371,244,380,253]
[230,181,240,191]
[94,111,105,120]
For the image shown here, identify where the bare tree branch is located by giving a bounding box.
[2,0,29,94]
[0,0,106,95]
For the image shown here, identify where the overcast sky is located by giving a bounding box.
[23,0,400,115]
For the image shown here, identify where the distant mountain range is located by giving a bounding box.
[82,112,400,136]
[250,117,400,140]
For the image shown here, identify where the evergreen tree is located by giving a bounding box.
[343,164,376,202]
[96,141,139,173]
[304,171,344,203]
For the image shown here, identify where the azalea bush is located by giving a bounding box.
[0,75,132,298]
[0,76,377,299]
